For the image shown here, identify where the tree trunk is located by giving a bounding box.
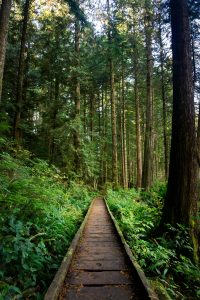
[100,87,105,185]
[119,82,124,186]
[197,101,200,169]
[132,23,142,189]
[107,0,118,187]
[89,93,94,141]
[13,0,31,142]
[133,49,142,189]
[103,88,108,184]
[50,78,59,163]
[142,0,154,190]
[74,11,81,172]
[122,63,128,188]
[83,97,86,134]
[0,0,12,105]
[161,0,199,261]
[158,6,168,179]
[135,85,142,189]
[110,61,118,186]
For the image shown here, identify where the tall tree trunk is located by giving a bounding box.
[197,101,200,169]
[133,49,142,188]
[89,93,94,141]
[100,87,105,185]
[103,88,108,184]
[0,0,12,105]
[13,0,31,142]
[161,0,199,261]
[142,0,154,190]
[132,23,142,189]
[135,84,142,189]
[74,11,81,172]
[110,62,118,186]
[83,96,86,134]
[126,118,133,187]
[158,6,168,179]
[119,82,124,186]
[122,63,128,188]
[107,0,118,186]
[49,78,59,163]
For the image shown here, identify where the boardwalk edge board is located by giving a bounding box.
[44,198,96,300]
[105,198,159,300]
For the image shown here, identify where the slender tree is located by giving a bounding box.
[142,0,154,189]
[197,101,200,170]
[107,0,118,186]
[121,61,128,188]
[0,0,12,104]
[158,4,168,179]
[161,0,199,260]
[73,2,81,172]
[13,0,31,142]
[133,41,142,189]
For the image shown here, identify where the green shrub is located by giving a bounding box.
[107,186,200,299]
[0,150,94,299]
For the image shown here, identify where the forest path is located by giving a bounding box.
[58,197,151,300]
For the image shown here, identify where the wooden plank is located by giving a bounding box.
[66,270,134,285]
[84,229,115,234]
[77,242,122,255]
[81,237,118,243]
[82,233,116,237]
[79,241,120,248]
[73,259,129,270]
[76,253,124,261]
[60,285,143,300]
[76,247,124,260]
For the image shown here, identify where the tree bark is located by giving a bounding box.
[158,5,168,179]
[118,81,124,186]
[107,0,118,187]
[74,10,81,172]
[49,78,59,163]
[133,49,142,189]
[89,93,94,141]
[13,0,31,142]
[103,88,108,184]
[122,63,128,188]
[0,0,12,105]
[161,0,199,261]
[197,101,200,168]
[142,0,154,190]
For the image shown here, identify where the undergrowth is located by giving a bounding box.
[107,186,200,300]
[0,139,94,299]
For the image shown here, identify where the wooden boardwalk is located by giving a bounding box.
[45,198,158,300]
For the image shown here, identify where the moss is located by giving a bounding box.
[189,218,199,264]
[150,280,172,300]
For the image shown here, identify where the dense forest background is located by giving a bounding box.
[0,0,200,299]
[1,0,200,187]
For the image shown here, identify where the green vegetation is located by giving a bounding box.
[0,0,199,299]
[0,138,94,299]
[107,187,200,299]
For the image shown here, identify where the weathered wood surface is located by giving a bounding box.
[57,197,158,300]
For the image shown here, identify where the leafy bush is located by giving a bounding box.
[0,149,94,299]
[107,187,200,299]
